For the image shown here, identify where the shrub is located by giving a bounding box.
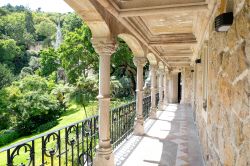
[4,75,61,135]
[35,120,58,133]
[0,63,14,89]
[0,129,20,147]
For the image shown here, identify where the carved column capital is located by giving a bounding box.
[157,69,165,75]
[92,39,116,56]
[150,64,158,71]
[133,57,147,67]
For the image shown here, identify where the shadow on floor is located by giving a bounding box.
[115,104,204,166]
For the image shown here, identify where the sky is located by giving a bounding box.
[0,0,74,13]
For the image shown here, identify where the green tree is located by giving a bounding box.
[111,38,137,96]
[39,48,60,76]
[0,63,14,89]
[62,13,83,34]
[20,67,33,78]
[59,24,98,84]
[25,11,35,35]
[4,75,60,135]
[35,20,56,44]
[69,76,98,117]
[0,39,21,63]
[1,12,35,46]
[0,88,11,130]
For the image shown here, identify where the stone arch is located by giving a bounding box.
[64,0,111,38]
[147,53,157,65]
[118,33,144,57]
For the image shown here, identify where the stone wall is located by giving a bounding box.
[194,1,250,165]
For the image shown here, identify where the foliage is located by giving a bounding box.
[2,4,28,13]
[69,76,98,117]
[62,13,83,34]
[2,75,61,135]
[0,88,11,130]
[39,48,59,76]
[59,24,98,84]
[35,20,56,44]
[0,39,21,64]
[0,130,20,147]
[20,67,33,78]
[0,63,14,89]
[111,38,137,96]
[25,11,36,36]
[1,12,35,46]
[51,83,73,111]
[28,56,40,71]
[35,120,58,133]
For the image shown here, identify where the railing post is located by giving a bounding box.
[149,64,157,119]
[92,39,116,166]
[133,57,147,136]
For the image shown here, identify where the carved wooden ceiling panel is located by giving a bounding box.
[140,13,194,35]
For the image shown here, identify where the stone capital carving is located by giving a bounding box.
[133,57,147,67]
[92,39,116,57]
[150,64,157,72]
[157,69,165,75]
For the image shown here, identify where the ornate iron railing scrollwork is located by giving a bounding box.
[7,143,34,166]
[1,96,153,165]
[110,101,136,149]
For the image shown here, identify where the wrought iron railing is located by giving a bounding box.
[0,95,154,166]
[110,101,136,149]
[143,96,151,120]
[0,115,98,166]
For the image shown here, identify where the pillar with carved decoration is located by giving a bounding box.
[163,69,169,107]
[149,64,157,119]
[158,69,164,110]
[133,57,147,135]
[92,39,116,166]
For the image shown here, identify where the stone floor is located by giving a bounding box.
[114,104,204,166]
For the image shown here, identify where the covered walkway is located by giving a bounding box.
[115,104,204,166]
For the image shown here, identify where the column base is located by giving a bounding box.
[93,147,114,166]
[163,101,168,109]
[133,117,144,136]
[158,101,164,111]
[149,107,157,119]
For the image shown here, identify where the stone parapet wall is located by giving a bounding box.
[195,1,250,165]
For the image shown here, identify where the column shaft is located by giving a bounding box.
[158,70,164,110]
[163,72,168,106]
[133,57,147,135]
[93,40,115,166]
[149,65,157,119]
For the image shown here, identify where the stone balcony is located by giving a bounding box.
[114,104,204,166]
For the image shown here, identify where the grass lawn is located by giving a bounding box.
[0,99,130,165]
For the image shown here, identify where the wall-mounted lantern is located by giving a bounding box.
[195,59,201,64]
[215,12,234,32]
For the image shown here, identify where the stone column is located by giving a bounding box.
[158,69,164,110]
[149,64,157,119]
[92,40,116,166]
[180,69,185,104]
[133,57,147,135]
[163,70,169,107]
